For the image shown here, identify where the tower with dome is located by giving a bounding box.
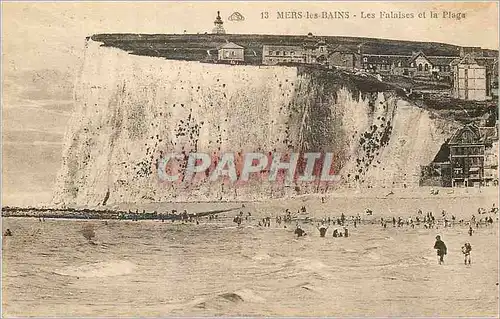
[212,11,226,34]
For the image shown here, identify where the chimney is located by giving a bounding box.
[459,47,465,58]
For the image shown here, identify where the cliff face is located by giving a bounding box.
[52,40,458,207]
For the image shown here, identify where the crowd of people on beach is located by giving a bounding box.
[5,200,496,268]
[226,202,497,266]
[112,202,498,243]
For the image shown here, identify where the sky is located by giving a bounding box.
[1,1,499,206]
[2,1,499,73]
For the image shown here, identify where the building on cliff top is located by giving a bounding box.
[451,54,487,101]
[460,46,483,58]
[327,45,362,71]
[212,11,226,34]
[359,45,495,84]
[218,42,244,63]
[361,51,453,81]
[261,34,328,66]
[262,44,306,65]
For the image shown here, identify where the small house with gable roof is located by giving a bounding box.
[409,51,433,77]
[218,42,245,62]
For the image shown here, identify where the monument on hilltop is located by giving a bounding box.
[212,11,226,34]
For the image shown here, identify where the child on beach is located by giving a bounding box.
[461,242,472,265]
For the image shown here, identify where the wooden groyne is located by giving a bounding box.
[1,206,239,220]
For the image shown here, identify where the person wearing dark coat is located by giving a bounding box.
[434,235,447,265]
[317,224,329,237]
[294,225,306,237]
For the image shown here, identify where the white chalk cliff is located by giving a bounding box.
[52,40,458,207]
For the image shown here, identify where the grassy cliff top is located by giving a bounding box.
[91,33,497,64]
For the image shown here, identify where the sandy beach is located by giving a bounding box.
[2,187,498,317]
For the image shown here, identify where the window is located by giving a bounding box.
[418,63,423,71]
[398,62,402,67]
[363,57,367,62]
[231,51,235,56]
[291,51,295,56]
[411,63,414,67]
[424,64,429,71]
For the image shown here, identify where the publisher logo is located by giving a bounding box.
[228,12,245,22]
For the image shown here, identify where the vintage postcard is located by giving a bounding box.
[2,1,499,317]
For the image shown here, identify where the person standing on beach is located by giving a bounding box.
[316,223,329,237]
[233,215,242,226]
[468,226,474,236]
[433,235,447,265]
[294,225,306,237]
[332,228,339,237]
[461,242,472,265]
